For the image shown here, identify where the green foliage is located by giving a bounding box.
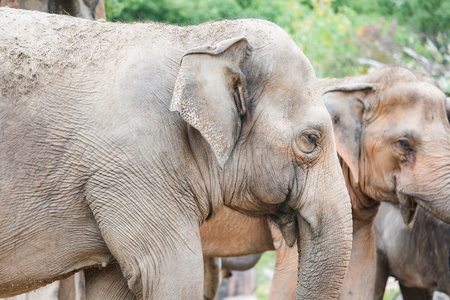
[383,288,400,300]
[332,0,450,45]
[103,0,449,90]
[254,251,276,300]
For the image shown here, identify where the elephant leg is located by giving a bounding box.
[399,284,434,300]
[85,264,136,300]
[86,181,204,299]
[374,250,390,300]
[96,218,203,299]
[85,258,223,300]
[339,222,377,299]
[203,257,221,300]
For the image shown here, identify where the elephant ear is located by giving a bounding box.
[171,37,251,168]
[322,83,378,184]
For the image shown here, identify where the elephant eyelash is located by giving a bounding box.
[306,134,319,145]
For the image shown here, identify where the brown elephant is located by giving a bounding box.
[322,65,450,299]
[0,8,353,299]
[55,65,450,299]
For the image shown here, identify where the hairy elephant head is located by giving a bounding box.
[170,25,353,299]
[323,66,450,224]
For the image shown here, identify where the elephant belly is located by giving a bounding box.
[389,260,439,290]
[0,206,112,298]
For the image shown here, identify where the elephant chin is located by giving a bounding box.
[270,214,298,247]
[279,219,298,247]
[398,194,418,225]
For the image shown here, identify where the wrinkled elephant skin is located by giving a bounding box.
[0,8,352,299]
[374,202,450,300]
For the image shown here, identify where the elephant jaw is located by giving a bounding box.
[270,212,298,247]
[397,193,418,225]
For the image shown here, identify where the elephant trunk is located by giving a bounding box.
[295,158,353,299]
[401,143,450,224]
[415,193,450,224]
[412,167,450,224]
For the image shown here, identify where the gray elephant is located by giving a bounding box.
[374,202,450,300]
[0,8,353,299]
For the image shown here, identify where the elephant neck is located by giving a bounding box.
[338,156,380,229]
[185,126,225,223]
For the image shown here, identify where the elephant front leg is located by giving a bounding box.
[374,250,390,300]
[58,272,86,300]
[85,264,136,300]
[97,217,203,299]
[86,187,204,299]
[339,221,377,299]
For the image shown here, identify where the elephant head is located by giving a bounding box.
[323,66,450,224]
[170,29,352,298]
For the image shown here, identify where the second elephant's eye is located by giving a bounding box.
[398,139,412,151]
[395,137,417,163]
[398,139,413,152]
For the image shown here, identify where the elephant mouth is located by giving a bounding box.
[270,201,299,247]
[398,194,418,225]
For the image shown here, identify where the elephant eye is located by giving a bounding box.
[398,139,412,151]
[395,138,416,163]
[296,132,320,154]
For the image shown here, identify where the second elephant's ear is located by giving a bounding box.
[171,37,251,168]
[322,84,378,184]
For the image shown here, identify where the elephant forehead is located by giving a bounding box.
[370,82,446,125]
[383,81,445,109]
[256,104,332,141]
